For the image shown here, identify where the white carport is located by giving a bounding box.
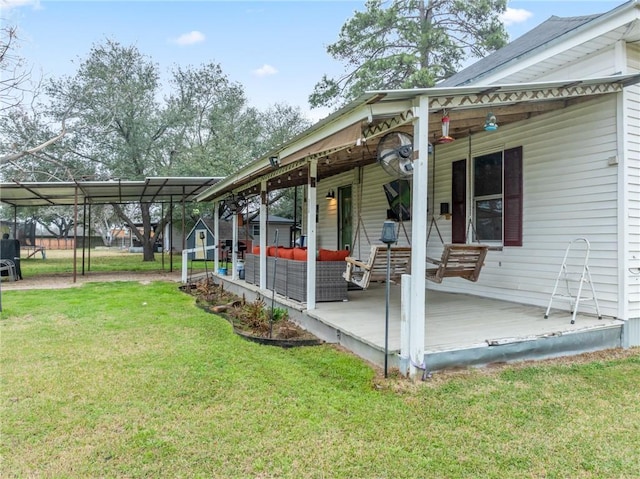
[0,177,221,281]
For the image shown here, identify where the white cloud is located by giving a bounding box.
[170,31,205,46]
[0,0,40,11]
[500,7,533,26]
[253,64,278,77]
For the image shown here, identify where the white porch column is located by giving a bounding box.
[213,201,220,272]
[259,181,268,290]
[231,209,238,280]
[306,159,318,309]
[400,273,411,375]
[409,95,429,377]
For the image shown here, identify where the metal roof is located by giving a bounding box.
[0,177,222,208]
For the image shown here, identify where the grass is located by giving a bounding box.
[17,248,207,276]
[1,280,639,478]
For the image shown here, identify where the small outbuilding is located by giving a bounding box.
[185,218,230,261]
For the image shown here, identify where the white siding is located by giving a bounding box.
[317,96,625,316]
[626,43,640,319]
[429,95,622,317]
[319,165,413,259]
[314,42,638,319]
[317,170,353,250]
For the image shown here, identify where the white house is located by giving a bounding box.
[198,1,640,375]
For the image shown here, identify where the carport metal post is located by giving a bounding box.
[72,184,78,283]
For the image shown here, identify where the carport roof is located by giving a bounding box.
[0,177,222,208]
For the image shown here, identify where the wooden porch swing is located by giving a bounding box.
[343,244,412,289]
[342,167,412,290]
[426,216,488,284]
[343,140,489,288]
[424,135,489,283]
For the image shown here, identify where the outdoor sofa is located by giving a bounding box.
[244,247,349,302]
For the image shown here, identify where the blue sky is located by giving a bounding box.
[1,0,628,121]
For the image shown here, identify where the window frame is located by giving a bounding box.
[472,150,504,245]
[452,146,522,247]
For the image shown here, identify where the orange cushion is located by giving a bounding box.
[277,248,294,259]
[267,246,277,257]
[337,250,350,261]
[318,249,350,261]
[292,248,307,261]
[252,246,260,255]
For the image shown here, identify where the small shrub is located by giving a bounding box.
[271,307,289,322]
[240,297,271,335]
[186,279,317,341]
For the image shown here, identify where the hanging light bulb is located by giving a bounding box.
[437,113,454,144]
[484,112,498,131]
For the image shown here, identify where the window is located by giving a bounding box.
[451,146,522,246]
[473,152,503,242]
[251,224,260,237]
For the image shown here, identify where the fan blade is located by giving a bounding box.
[398,158,414,174]
[379,148,398,163]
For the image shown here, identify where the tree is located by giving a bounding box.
[309,0,508,109]
[165,63,262,177]
[40,40,182,260]
[1,25,28,113]
[1,38,312,258]
[0,108,92,181]
[258,103,312,154]
[31,206,75,239]
[0,25,76,166]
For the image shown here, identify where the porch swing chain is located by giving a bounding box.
[466,217,482,244]
[426,133,482,246]
[351,166,371,257]
[397,186,410,246]
[465,133,481,245]
[426,140,445,246]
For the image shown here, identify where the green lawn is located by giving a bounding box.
[1,281,639,478]
[18,248,190,276]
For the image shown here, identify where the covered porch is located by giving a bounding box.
[196,74,639,376]
[215,274,623,373]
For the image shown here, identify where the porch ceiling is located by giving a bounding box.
[198,73,640,202]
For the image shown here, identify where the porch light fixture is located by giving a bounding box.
[484,112,498,131]
[437,113,454,144]
[380,220,398,378]
[325,189,335,200]
[269,156,280,169]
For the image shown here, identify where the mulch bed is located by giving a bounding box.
[181,278,323,347]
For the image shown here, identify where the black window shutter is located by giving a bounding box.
[451,159,466,244]
[504,146,523,246]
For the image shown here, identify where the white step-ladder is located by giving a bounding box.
[544,238,602,324]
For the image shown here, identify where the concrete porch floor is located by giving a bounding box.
[213,274,624,372]
[310,284,623,371]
